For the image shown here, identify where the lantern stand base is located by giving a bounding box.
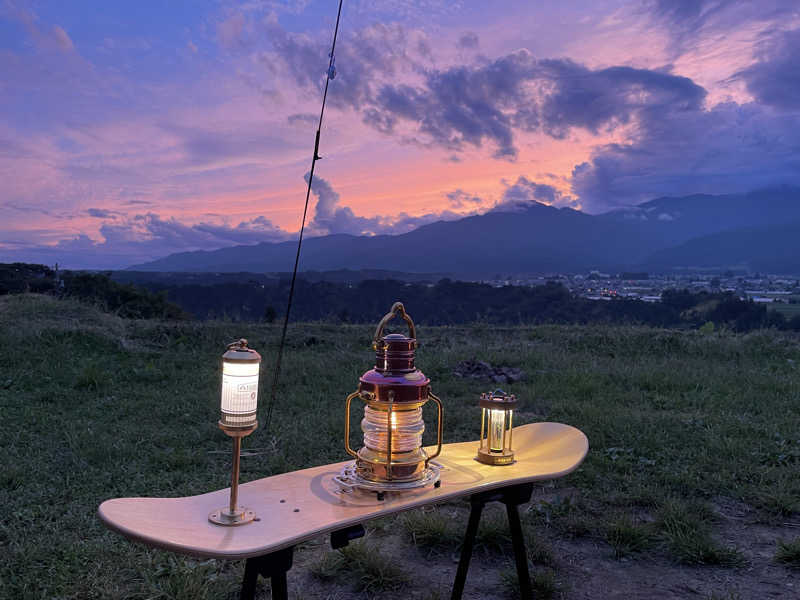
[210,422,258,527]
[208,508,257,526]
[333,461,442,500]
[450,482,534,600]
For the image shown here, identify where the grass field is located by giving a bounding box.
[1,294,799,599]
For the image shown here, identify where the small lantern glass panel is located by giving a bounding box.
[477,389,517,465]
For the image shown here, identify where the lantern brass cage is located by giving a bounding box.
[476,389,517,466]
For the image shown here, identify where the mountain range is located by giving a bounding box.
[131,186,800,275]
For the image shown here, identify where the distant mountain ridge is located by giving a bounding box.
[130,186,800,275]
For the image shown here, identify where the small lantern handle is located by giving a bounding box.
[372,302,417,348]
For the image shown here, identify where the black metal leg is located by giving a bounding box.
[451,499,484,600]
[450,483,534,600]
[506,502,533,600]
[271,571,288,600]
[240,546,294,600]
[240,558,260,600]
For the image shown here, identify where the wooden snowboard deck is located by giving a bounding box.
[98,422,588,560]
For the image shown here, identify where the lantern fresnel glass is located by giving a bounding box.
[476,389,517,465]
[336,302,443,497]
[209,339,261,526]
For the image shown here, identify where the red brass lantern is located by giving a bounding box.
[336,302,443,496]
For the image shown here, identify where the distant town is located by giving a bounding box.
[476,271,800,314]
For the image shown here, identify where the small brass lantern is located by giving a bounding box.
[209,339,261,526]
[338,302,443,495]
[477,389,517,465]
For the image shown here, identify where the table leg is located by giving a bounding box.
[450,498,484,600]
[240,546,294,600]
[450,483,534,600]
[507,501,533,598]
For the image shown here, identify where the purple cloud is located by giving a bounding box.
[739,28,800,110]
[571,101,800,212]
[493,176,577,212]
[446,189,483,208]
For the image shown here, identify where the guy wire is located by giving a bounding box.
[262,0,345,439]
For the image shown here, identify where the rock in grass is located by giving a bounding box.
[453,359,525,383]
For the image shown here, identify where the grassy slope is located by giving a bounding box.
[1,294,799,599]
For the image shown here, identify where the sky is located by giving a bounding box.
[1,0,799,269]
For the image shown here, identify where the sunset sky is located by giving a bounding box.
[2,0,799,268]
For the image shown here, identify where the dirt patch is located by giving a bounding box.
[274,495,799,599]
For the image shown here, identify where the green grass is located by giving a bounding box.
[311,539,410,593]
[656,499,745,566]
[775,537,800,568]
[400,507,463,553]
[2,293,800,598]
[605,514,657,558]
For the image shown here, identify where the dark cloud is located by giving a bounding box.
[87,208,118,218]
[287,113,318,126]
[535,60,706,138]
[739,28,800,110]
[446,189,483,209]
[457,32,479,50]
[263,19,710,160]
[492,176,576,212]
[647,1,797,55]
[571,102,800,212]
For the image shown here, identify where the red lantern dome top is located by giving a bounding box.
[358,302,430,405]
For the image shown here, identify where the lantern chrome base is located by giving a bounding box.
[209,507,257,526]
[333,461,442,496]
[476,447,515,466]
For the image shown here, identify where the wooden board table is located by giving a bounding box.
[99,422,588,599]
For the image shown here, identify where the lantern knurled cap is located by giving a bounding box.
[479,389,518,410]
[223,339,261,363]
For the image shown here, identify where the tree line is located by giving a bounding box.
[3,263,800,332]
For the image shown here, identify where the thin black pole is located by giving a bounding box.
[264,0,344,436]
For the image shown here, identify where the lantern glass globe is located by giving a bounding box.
[220,345,260,429]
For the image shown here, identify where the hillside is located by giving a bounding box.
[130,187,800,275]
[2,293,799,599]
[646,222,800,272]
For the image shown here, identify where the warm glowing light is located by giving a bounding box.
[489,408,506,453]
[363,406,423,453]
[220,340,261,428]
[477,389,517,465]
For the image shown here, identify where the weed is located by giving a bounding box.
[775,537,800,568]
[401,507,462,553]
[606,514,656,558]
[657,500,745,566]
[501,565,558,599]
[311,540,410,593]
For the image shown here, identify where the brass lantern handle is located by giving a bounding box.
[425,390,444,467]
[344,390,374,459]
[344,391,360,459]
[373,302,417,348]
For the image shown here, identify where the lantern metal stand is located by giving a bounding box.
[476,389,517,466]
[335,302,444,498]
[209,339,261,527]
